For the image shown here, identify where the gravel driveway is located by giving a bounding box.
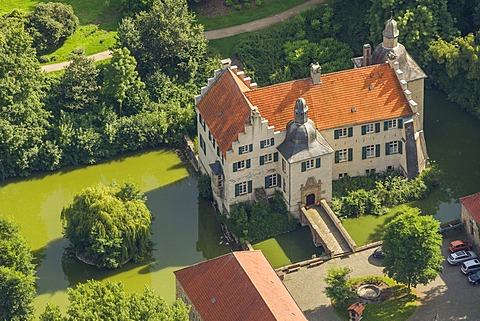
[283,231,480,321]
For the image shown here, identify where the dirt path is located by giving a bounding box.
[41,0,326,72]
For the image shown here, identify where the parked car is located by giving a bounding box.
[447,250,478,265]
[461,259,480,275]
[448,240,473,253]
[468,271,480,285]
[373,247,385,259]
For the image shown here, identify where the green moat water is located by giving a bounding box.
[1,89,479,315]
[0,149,230,316]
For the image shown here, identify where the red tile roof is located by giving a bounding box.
[198,64,411,156]
[460,192,480,224]
[348,302,365,315]
[245,64,412,131]
[197,69,252,156]
[174,251,306,321]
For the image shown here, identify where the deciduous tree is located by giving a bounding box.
[323,266,355,305]
[61,181,152,269]
[40,280,190,321]
[382,208,443,289]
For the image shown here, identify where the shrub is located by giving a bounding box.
[38,55,50,63]
[227,191,297,241]
[198,173,213,200]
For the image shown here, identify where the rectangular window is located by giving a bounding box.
[264,153,273,163]
[338,149,347,162]
[306,159,314,170]
[233,159,251,172]
[238,144,253,155]
[338,128,347,138]
[390,141,398,154]
[238,181,247,195]
[339,173,348,179]
[265,174,278,188]
[282,159,286,173]
[235,180,252,196]
[260,138,274,148]
[384,119,397,130]
[366,145,375,158]
[217,175,223,188]
[361,123,374,135]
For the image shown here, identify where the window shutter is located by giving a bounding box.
[203,121,205,131]
[249,144,253,152]
[265,176,269,188]
[217,147,220,157]
[375,144,380,157]
[384,121,388,131]
[316,158,321,168]
[348,148,353,161]
[362,146,366,159]
[335,151,339,163]
[375,122,380,133]
[398,118,403,129]
[334,130,339,139]
[260,140,265,149]
[274,152,278,162]
[271,137,275,146]
[399,141,403,154]
[235,184,239,196]
[260,156,265,165]
[233,163,238,172]
[301,162,306,172]
[208,131,211,141]
[385,143,390,155]
[246,159,251,168]
[248,181,252,193]
[213,140,216,148]
[348,127,353,137]
[277,174,281,187]
[238,147,243,155]
[361,125,366,135]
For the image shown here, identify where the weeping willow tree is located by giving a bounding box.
[61,181,152,269]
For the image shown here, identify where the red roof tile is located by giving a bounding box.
[245,64,412,131]
[174,251,306,321]
[348,302,365,315]
[460,192,480,224]
[197,69,252,156]
[198,64,411,156]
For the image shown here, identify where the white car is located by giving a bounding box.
[447,250,478,265]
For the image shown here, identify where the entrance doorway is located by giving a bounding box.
[306,193,315,206]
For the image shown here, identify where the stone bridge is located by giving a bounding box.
[299,199,356,258]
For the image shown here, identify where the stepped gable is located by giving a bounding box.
[197,68,252,156]
[174,251,306,321]
[244,63,412,131]
[460,192,480,223]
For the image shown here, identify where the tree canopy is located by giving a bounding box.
[39,280,189,321]
[382,208,443,289]
[0,217,36,321]
[117,0,208,82]
[61,181,152,269]
[323,266,355,305]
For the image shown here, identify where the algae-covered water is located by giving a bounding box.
[0,149,230,316]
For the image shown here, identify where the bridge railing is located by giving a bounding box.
[320,199,357,253]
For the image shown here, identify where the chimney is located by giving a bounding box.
[237,71,245,80]
[221,58,232,70]
[243,76,251,87]
[310,63,321,85]
[230,65,238,74]
[250,82,257,90]
[363,44,371,67]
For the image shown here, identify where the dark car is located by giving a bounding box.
[448,240,473,253]
[373,247,385,259]
[468,271,480,285]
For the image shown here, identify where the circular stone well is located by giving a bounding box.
[357,284,381,300]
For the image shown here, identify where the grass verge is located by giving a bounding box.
[334,276,417,321]
[2,0,122,63]
[195,0,310,31]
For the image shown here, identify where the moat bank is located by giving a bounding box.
[0,149,230,316]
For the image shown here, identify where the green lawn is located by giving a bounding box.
[253,227,325,268]
[334,276,417,321]
[1,0,122,63]
[194,0,310,31]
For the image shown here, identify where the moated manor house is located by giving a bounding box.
[196,18,428,216]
